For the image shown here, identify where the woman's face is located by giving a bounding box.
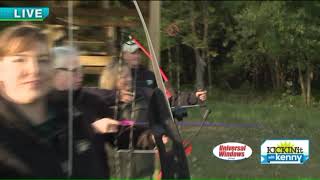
[54,56,83,91]
[116,67,132,91]
[0,42,52,104]
[122,51,141,68]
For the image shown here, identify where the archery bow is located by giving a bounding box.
[133,1,190,179]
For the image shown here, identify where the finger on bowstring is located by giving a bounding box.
[106,118,120,125]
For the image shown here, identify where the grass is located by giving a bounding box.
[181,90,320,179]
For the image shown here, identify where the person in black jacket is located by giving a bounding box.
[99,61,162,178]
[52,46,136,178]
[52,46,117,125]
[99,61,192,179]
[122,40,157,89]
[0,25,106,178]
[121,40,207,105]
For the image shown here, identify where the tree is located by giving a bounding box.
[226,1,320,106]
[161,1,220,90]
[281,1,320,106]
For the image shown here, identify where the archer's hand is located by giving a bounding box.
[91,118,119,134]
[119,90,134,103]
[195,90,207,102]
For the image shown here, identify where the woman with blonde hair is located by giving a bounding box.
[99,61,158,178]
[99,61,151,124]
[100,61,133,95]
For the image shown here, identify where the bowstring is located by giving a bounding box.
[113,32,122,178]
[113,59,121,178]
[126,58,138,178]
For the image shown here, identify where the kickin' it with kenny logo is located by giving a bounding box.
[261,139,309,164]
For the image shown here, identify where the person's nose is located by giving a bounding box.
[26,58,40,76]
[76,73,83,82]
[127,76,132,83]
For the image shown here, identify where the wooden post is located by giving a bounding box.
[148,0,161,68]
[104,26,117,55]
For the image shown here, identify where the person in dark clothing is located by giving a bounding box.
[99,61,191,178]
[121,40,207,104]
[52,46,136,178]
[52,46,128,130]
[48,89,113,178]
[122,40,157,89]
[0,25,105,178]
[99,61,160,178]
[100,61,154,148]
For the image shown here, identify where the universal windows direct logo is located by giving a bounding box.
[261,139,309,164]
[0,7,49,21]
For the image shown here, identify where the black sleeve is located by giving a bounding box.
[138,68,157,89]
[82,87,116,107]
[79,88,116,121]
[169,90,198,107]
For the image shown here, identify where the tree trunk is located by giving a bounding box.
[191,2,206,89]
[208,59,212,93]
[194,49,206,89]
[298,63,307,105]
[306,65,313,106]
[269,62,277,89]
[264,65,269,89]
[176,43,181,92]
[298,51,314,106]
[274,58,281,89]
[167,43,172,81]
[203,1,211,92]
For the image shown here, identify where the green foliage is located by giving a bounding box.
[160,1,320,105]
[161,1,222,53]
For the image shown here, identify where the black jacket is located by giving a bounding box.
[50,87,117,178]
[131,66,157,89]
[0,93,107,178]
[169,90,199,107]
[111,87,153,150]
[131,66,199,107]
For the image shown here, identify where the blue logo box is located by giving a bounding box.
[261,139,309,165]
[0,7,49,21]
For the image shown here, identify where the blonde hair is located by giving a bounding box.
[99,61,130,90]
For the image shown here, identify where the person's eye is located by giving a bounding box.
[12,57,26,63]
[39,57,50,63]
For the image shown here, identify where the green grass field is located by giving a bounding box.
[182,91,320,178]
